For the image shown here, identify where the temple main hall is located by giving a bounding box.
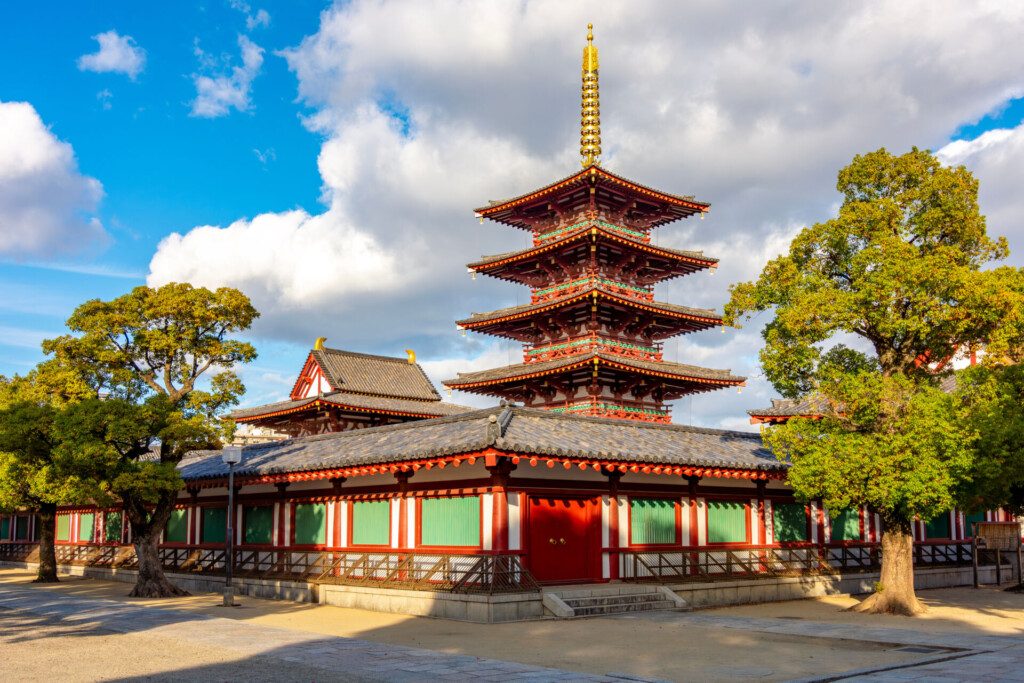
[1,25,997,622]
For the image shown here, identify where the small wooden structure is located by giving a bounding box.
[972,521,1022,587]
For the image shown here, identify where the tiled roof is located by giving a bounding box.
[443,352,743,388]
[467,225,716,270]
[457,285,721,327]
[180,406,784,481]
[747,396,832,419]
[312,348,440,401]
[232,391,473,421]
[474,166,709,216]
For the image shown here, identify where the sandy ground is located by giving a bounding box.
[0,607,359,683]
[710,586,1024,638]
[0,570,939,682]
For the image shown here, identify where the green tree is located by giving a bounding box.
[726,147,1022,614]
[44,283,257,597]
[0,369,100,582]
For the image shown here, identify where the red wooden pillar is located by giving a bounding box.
[756,481,767,545]
[487,460,514,553]
[275,483,289,546]
[687,476,700,575]
[394,471,414,549]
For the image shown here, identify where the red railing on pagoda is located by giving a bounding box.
[550,398,671,424]
[530,276,653,304]
[524,335,663,364]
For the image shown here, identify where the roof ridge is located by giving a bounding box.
[317,347,411,364]
[237,405,505,453]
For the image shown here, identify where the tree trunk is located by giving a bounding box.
[851,521,926,615]
[33,503,59,583]
[127,494,188,598]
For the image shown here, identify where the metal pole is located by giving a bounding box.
[223,463,235,606]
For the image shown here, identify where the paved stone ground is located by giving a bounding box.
[617,610,1024,682]
[0,582,623,682]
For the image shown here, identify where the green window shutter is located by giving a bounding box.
[202,507,227,544]
[78,513,95,542]
[0,516,9,540]
[15,516,29,540]
[105,512,122,543]
[964,511,987,537]
[773,503,809,542]
[165,509,188,543]
[630,499,677,545]
[830,509,861,541]
[294,503,327,545]
[924,513,951,539]
[708,501,747,543]
[56,515,71,542]
[243,505,274,545]
[421,496,481,547]
[352,500,390,546]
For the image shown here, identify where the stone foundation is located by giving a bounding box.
[319,584,545,622]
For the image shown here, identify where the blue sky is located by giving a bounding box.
[2,2,1024,428]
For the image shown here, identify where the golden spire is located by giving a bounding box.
[580,23,601,167]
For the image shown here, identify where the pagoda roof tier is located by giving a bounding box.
[233,390,473,424]
[456,284,723,342]
[443,351,744,399]
[474,165,709,231]
[468,222,717,286]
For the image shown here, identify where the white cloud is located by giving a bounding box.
[229,0,271,30]
[190,35,264,118]
[77,30,146,80]
[938,125,1024,263]
[151,1,1024,428]
[0,101,107,259]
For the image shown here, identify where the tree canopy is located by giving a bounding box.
[726,147,1024,614]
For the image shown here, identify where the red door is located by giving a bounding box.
[527,496,599,583]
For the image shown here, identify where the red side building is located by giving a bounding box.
[444,27,744,422]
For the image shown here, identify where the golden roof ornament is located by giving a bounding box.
[314,336,327,350]
[580,23,601,167]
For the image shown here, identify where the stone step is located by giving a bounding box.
[562,593,670,609]
[570,599,678,617]
[551,585,662,600]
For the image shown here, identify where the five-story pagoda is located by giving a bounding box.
[444,25,745,423]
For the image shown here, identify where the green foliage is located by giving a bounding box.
[954,364,1024,515]
[0,376,103,513]
[727,147,1023,530]
[725,147,1016,396]
[765,373,971,526]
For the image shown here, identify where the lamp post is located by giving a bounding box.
[221,445,242,607]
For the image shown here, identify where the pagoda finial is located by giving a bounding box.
[580,23,601,167]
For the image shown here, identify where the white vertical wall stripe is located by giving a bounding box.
[272,502,280,547]
[283,503,291,546]
[186,508,193,544]
[326,502,335,548]
[810,502,819,544]
[749,499,758,542]
[601,495,610,547]
[390,499,400,549]
[696,498,707,546]
[406,497,416,548]
[508,493,521,551]
[339,501,349,547]
[764,500,774,545]
[822,508,832,544]
[618,496,629,547]
[874,513,881,542]
[481,492,494,551]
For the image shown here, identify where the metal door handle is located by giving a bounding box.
[559,538,566,545]
[549,537,557,545]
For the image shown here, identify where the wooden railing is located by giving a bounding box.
[1,543,539,595]
[619,541,987,583]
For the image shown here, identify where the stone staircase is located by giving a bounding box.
[543,584,687,618]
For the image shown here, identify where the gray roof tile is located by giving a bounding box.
[181,406,784,481]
